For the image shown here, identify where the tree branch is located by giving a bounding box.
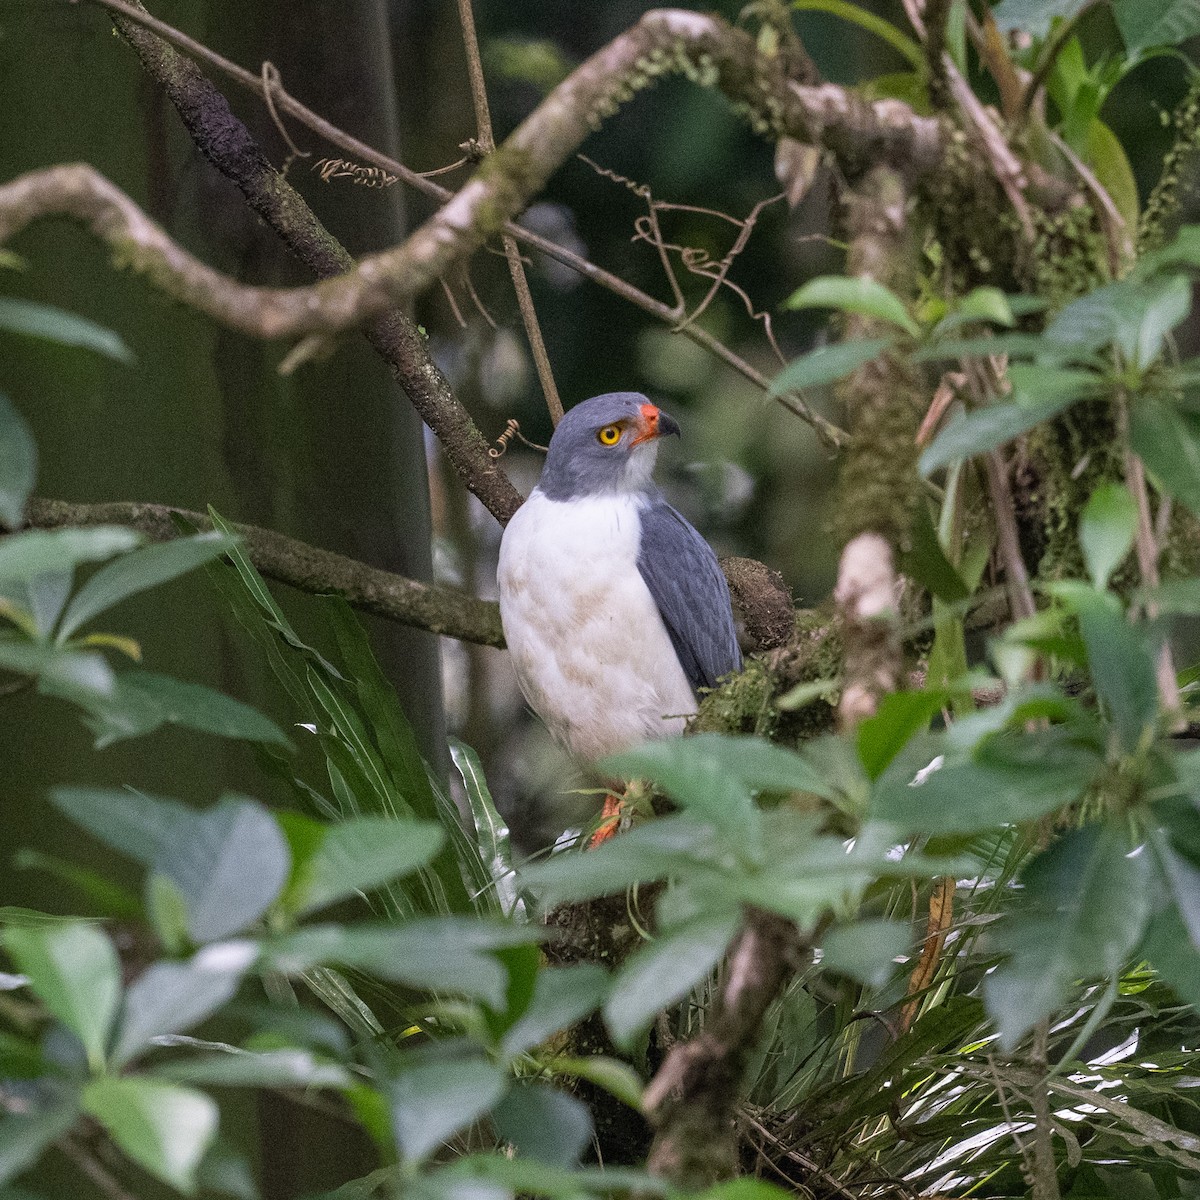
[105,0,523,525]
[5,9,942,352]
[644,910,803,1188]
[24,498,505,647]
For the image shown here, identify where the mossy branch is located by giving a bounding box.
[24,498,505,647]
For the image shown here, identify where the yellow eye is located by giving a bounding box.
[597,424,621,446]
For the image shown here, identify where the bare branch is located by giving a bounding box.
[24,498,505,648]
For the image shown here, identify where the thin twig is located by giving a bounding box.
[454,0,563,424]
[59,1137,140,1200]
[260,61,310,174]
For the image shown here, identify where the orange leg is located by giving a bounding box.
[588,792,624,848]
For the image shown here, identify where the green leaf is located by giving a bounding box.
[440,1156,669,1199]
[857,690,951,781]
[269,920,542,1007]
[0,394,35,529]
[1073,589,1160,751]
[492,1084,592,1168]
[543,1056,644,1112]
[919,382,1094,475]
[872,727,1099,834]
[0,297,133,363]
[767,337,893,393]
[0,1100,79,1186]
[58,532,239,639]
[785,275,920,337]
[902,501,970,603]
[111,942,258,1067]
[1115,0,1200,52]
[151,1047,351,1089]
[500,965,610,1059]
[82,671,290,749]
[518,815,718,904]
[603,909,742,1051]
[1131,397,1200,519]
[694,1182,796,1200]
[821,919,911,987]
[390,1058,508,1162]
[991,0,1092,36]
[450,739,514,907]
[164,796,290,942]
[3,922,120,1071]
[284,815,445,917]
[50,786,194,867]
[83,1076,216,1194]
[983,822,1152,1048]
[913,331,1088,362]
[791,0,925,69]
[0,527,140,585]
[1142,905,1200,1006]
[1047,275,1191,367]
[0,639,114,704]
[1080,483,1137,590]
[1086,119,1139,237]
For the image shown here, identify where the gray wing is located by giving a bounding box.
[636,497,742,694]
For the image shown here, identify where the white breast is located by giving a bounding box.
[497,489,697,760]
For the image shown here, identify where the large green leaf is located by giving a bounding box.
[857,689,952,781]
[0,527,140,585]
[1131,398,1200,519]
[1142,904,1200,1007]
[500,965,611,1060]
[492,1084,592,1168]
[390,1058,508,1162]
[0,297,133,363]
[161,795,290,942]
[603,909,742,1050]
[0,394,35,529]
[1079,483,1137,590]
[1046,275,1191,367]
[0,1100,79,1185]
[0,639,114,705]
[82,1077,216,1193]
[919,383,1093,475]
[785,275,920,337]
[3,923,120,1071]
[268,920,542,1008]
[1115,0,1200,52]
[1072,589,1160,752]
[518,815,720,905]
[50,786,195,867]
[872,727,1099,834]
[991,0,1093,37]
[901,501,970,603]
[983,822,1153,1048]
[110,942,258,1067]
[284,814,445,917]
[151,1047,351,1089]
[768,337,893,394]
[82,671,290,749]
[58,532,239,639]
[821,919,912,987]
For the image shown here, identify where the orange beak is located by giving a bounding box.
[630,402,681,447]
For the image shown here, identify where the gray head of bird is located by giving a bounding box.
[536,392,681,501]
